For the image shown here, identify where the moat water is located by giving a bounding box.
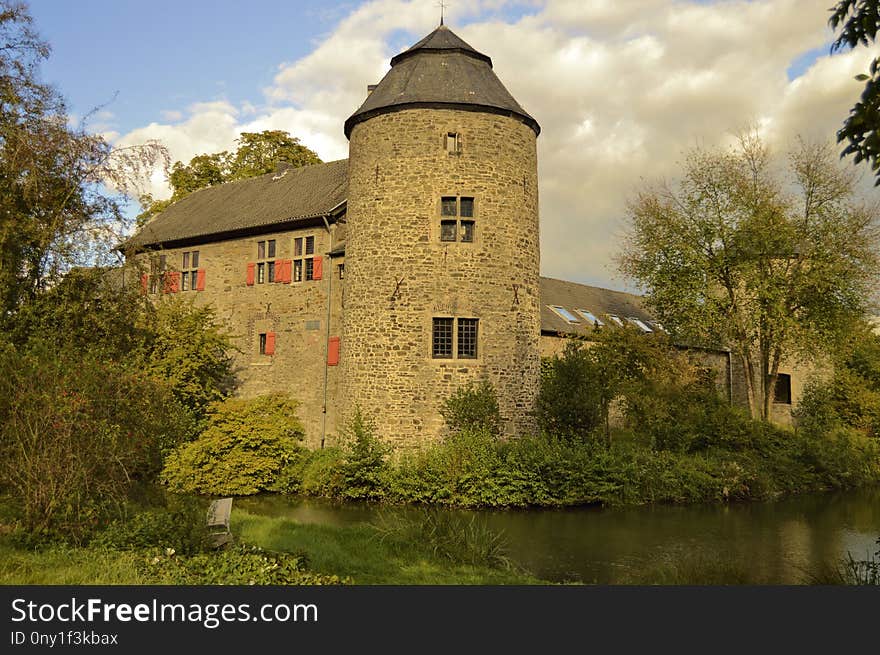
[237,488,880,584]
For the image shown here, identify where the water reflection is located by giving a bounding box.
[237,488,880,584]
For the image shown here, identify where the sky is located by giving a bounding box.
[26,0,880,290]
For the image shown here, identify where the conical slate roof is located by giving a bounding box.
[344,25,539,138]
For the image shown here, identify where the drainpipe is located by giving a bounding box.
[321,214,333,449]
[726,349,734,404]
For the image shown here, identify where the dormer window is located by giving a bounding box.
[439,196,475,243]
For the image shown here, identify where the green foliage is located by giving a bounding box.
[0,4,166,321]
[8,266,149,359]
[92,495,210,555]
[796,323,880,440]
[538,340,603,440]
[0,344,192,542]
[136,544,347,585]
[830,0,880,185]
[339,409,389,501]
[162,395,305,496]
[373,509,512,569]
[441,379,503,436]
[620,133,880,420]
[134,297,237,424]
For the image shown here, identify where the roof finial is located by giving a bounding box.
[437,0,446,26]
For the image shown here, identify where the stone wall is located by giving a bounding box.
[341,108,541,448]
[137,221,345,448]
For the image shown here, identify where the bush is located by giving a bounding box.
[339,409,389,501]
[0,344,192,542]
[441,380,503,436]
[161,395,305,496]
[93,495,210,554]
[537,340,603,440]
[137,544,347,585]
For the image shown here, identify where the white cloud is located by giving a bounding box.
[113,0,879,289]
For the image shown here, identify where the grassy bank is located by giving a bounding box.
[0,507,542,585]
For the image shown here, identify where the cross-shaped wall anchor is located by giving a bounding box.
[512,283,520,305]
[390,276,405,301]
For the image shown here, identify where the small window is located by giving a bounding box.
[267,261,275,283]
[259,333,267,355]
[258,241,266,260]
[180,250,200,292]
[338,263,345,279]
[432,318,454,358]
[257,262,265,284]
[627,317,653,332]
[445,132,460,154]
[607,314,624,327]
[256,242,274,284]
[458,318,478,358]
[267,240,276,258]
[549,305,579,323]
[576,309,604,326]
[774,373,792,404]
[293,235,317,282]
[439,196,476,243]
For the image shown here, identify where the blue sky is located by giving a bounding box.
[23,0,879,288]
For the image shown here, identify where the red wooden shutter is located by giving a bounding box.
[196,268,206,291]
[140,274,148,295]
[284,259,293,283]
[169,271,181,293]
[313,256,323,281]
[265,331,276,356]
[246,262,255,286]
[274,259,282,283]
[327,336,340,366]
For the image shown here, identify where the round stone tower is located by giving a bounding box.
[340,24,541,448]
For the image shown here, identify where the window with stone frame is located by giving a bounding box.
[256,239,276,284]
[439,196,475,243]
[293,235,317,282]
[773,373,792,404]
[432,317,479,359]
[445,132,461,155]
[181,250,200,291]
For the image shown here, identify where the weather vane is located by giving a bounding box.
[437,0,447,25]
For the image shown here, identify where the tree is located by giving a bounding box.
[137,130,322,225]
[830,0,880,184]
[619,133,880,421]
[0,2,167,321]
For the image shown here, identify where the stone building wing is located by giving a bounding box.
[539,276,657,336]
[344,24,539,138]
[126,159,348,249]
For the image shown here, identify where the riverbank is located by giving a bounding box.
[277,428,880,509]
[0,506,543,585]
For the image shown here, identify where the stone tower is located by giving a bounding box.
[340,25,541,448]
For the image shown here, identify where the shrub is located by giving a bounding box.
[137,544,348,585]
[339,409,389,501]
[0,344,192,542]
[93,495,210,554]
[441,380,503,436]
[537,340,603,440]
[161,395,305,496]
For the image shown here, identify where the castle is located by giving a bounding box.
[127,25,801,448]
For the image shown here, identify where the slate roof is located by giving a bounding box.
[126,159,348,249]
[344,25,539,138]
[539,276,658,336]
